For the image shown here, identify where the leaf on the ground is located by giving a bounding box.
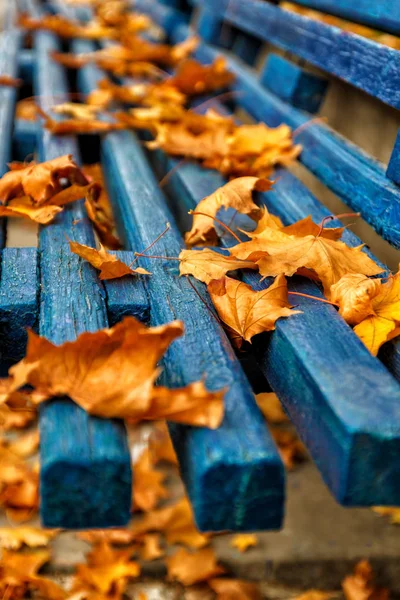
[209,577,263,600]
[72,541,140,597]
[271,428,307,470]
[139,533,164,562]
[133,448,168,513]
[132,497,210,549]
[78,528,136,546]
[166,548,225,586]
[83,167,121,249]
[372,507,400,525]
[0,444,39,519]
[179,248,257,284]
[0,526,57,550]
[342,560,388,600]
[8,429,39,458]
[208,275,299,347]
[231,226,383,298]
[168,57,234,95]
[6,317,225,427]
[149,421,178,466]
[0,155,88,206]
[69,240,150,280]
[291,591,338,600]
[231,534,258,553]
[255,393,288,424]
[185,177,272,247]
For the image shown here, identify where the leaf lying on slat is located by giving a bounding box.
[179,248,257,284]
[69,240,150,280]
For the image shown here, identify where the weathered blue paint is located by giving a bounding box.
[27,0,132,529]
[261,53,328,114]
[0,28,21,250]
[288,0,400,37]
[149,138,400,507]
[103,251,150,325]
[101,130,285,532]
[387,129,400,186]
[197,0,400,110]
[0,248,39,376]
[169,27,400,248]
[13,119,38,162]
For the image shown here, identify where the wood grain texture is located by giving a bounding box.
[0,28,21,250]
[150,143,400,507]
[103,251,150,325]
[261,53,328,114]
[170,28,400,248]
[71,27,285,532]
[27,0,131,529]
[288,0,400,37]
[197,0,400,110]
[0,248,39,376]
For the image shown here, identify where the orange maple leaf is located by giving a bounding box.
[342,560,388,600]
[209,577,263,600]
[69,240,150,280]
[166,547,225,586]
[179,248,258,284]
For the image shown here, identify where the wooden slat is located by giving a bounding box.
[103,251,150,326]
[13,119,37,162]
[72,38,286,533]
[0,248,39,376]
[147,130,400,507]
[170,24,400,248]
[288,1,400,37]
[194,0,400,110]
[26,0,132,529]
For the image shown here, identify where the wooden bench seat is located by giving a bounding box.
[5,0,400,529]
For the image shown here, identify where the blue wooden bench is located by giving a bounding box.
[5,0,400,530]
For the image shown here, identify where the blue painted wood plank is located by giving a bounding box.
[0,248,39,376]
[0,28,22,250]
[387,129,400,185]
[104,251,150,325]
[101,130,284,532]
[148,131,400,507]
[72,30,286,532]
[197,0,400,110]
[232,32,262,67]
[13,119,37,162]
[169,26,400,248]
[26,0,132,529]
[288,1,400,37]
[261,53,328,114]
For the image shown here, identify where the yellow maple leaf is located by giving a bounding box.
[231,533,258,553]
[179,248,257,284]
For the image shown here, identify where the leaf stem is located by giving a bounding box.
[130,223,171,266]
[189,210,242,243]
[288,291,339,307]
[317,212,361,237]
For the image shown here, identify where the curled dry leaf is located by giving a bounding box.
[231,534,258,553]
[69,240,151,280]
[43,113,125,135]
[291,592,337,600]
[0,526,57,550]
[271,428,307,470]
[52,102,101,121]
[0,443,39,520]
[8,429,40,457]
[0,199,63,224]
[179,248,257,284]
[168,57,234,95]
[185,177,272,247]
[255,392,288,424]
[231,225,383,298]
[83,178,121,249]
[132,497,210,549]
[6,317,225,428]
[133,448,168,512]
[342,560,389,600]
[78,528,135,546]
[372,506,400,525]
[0,155,88,206]
[209,577,263,600]
[72,541,140,598]
[166,547,225,586]
[139,533,164,561]
[332,269,400,355]
[208,275,300,347]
